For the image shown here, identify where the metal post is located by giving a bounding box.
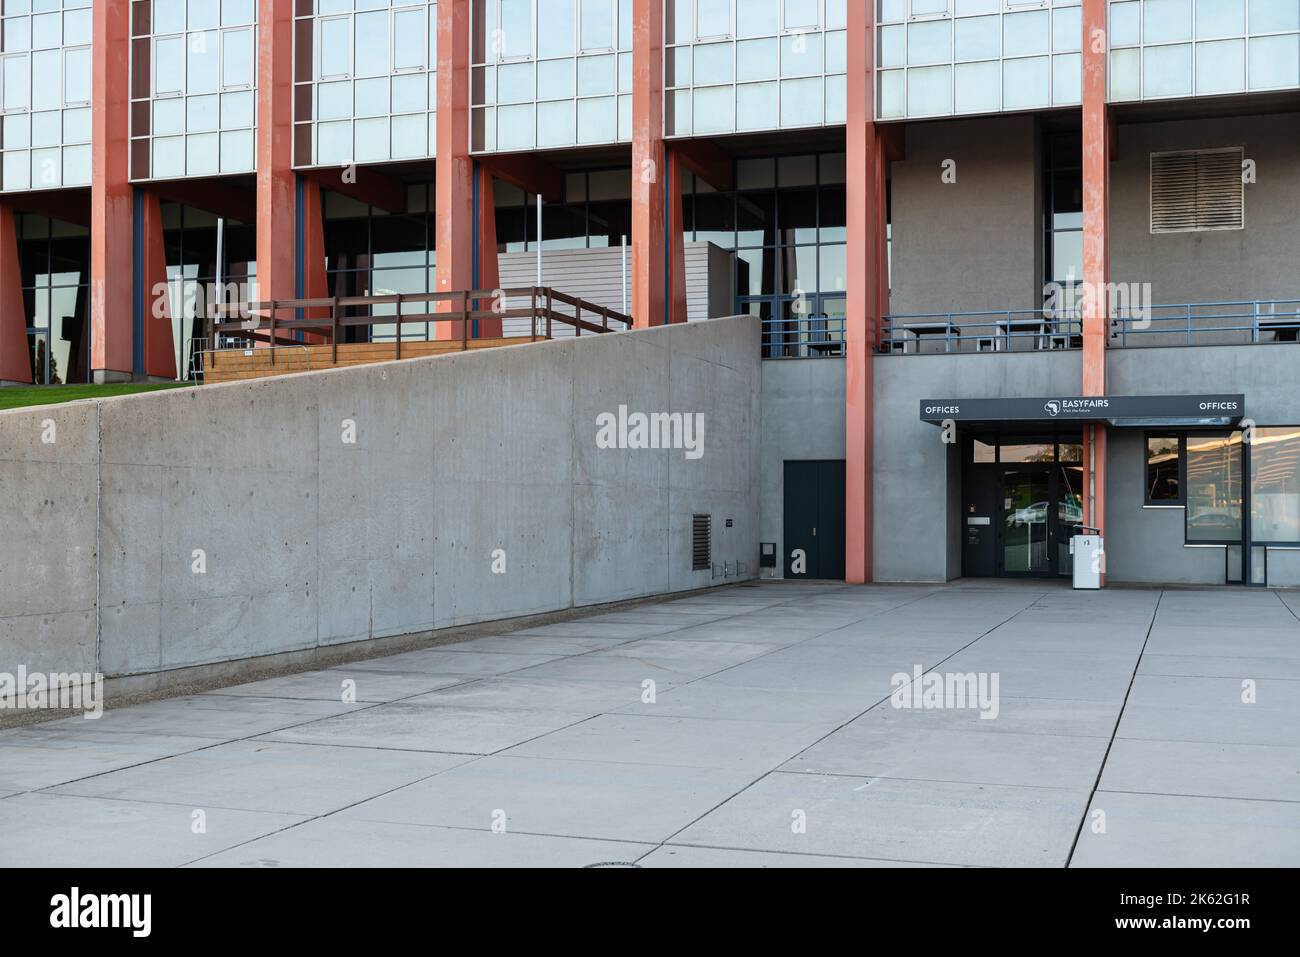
[546,288,553,339]
[530,287,537,341]
[395,293,402,360]
[621,234,628,315]
[536,196,543,287]
[461,291,469,351]
[268,302,276,365]
[331,296,339,364]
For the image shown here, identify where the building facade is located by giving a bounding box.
[1,0,1298,587]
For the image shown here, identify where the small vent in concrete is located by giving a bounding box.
[692,514,711,571]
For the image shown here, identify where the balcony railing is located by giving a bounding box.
[881,300,1300,355]
[761,313,847,359]
[881,309,1083,355]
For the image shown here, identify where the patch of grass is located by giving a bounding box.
[0,382,194,411]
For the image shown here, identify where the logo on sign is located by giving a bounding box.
[1044,400,1061,417]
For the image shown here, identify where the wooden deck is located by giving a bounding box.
[203,337,530,383]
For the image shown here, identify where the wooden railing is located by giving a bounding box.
[208,287,633,363]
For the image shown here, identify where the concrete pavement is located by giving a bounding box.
[1,580,1297,867]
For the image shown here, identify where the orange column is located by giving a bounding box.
[256,0,296,307]
[476,166,503,338]
[90,0,133,381]
[0,203,31,384]
[845,1,881,583]
[631,0,684,326]
[140,193,176,379]
[434,0,473,339]
[1082,0,1109,545]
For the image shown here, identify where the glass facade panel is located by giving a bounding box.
[876,0,1081,119]
[1108,0,1300,102]
[1186,432,1244,542]
[293,1,438,167]
[18,213,91,384]
[128,0,258,179]
[665,0,845,138]
[0,1,93,191]
[1251,428,1300,543]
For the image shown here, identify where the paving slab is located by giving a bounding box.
[437,635,630,655]
[35,694,364,740]
[212,670,466,703]
[509,621,690,639]
[637,845,949,868]
[50,741,470,816]
[1115,702,1300,746]
[783,723,1110,790]
[506,651,731,684]
[187,817,651,868]
[0,727,215,791]
[703,659,901,698]
[608,681,868,725]
[1071,791,1300,867]
[342,649,564,676]
[1138,653,1300,680]
[0,792,305,868]
[403,676,649,713]
[503,713,829,772]
[673,772,1088,867]
[259,702,592,755]
[1143,625,1300,658]
[1100,738,1300,802]
[854,694,1119,738]
[339,755,755,843]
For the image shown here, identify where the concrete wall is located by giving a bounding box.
[0,317,760,681]
[872,351,1081,582]
[758,358,846,577]
[1112,113,1300,305]
[890,114,1042,316]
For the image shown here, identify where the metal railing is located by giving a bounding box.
[761,313,847,359]
[881,299,1300,354]
[206,287,633,362]
[1112,299,1300,347]
[880,309,1083,355]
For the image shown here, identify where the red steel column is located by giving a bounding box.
[435,0,473,339]
[631,0,664,327]
[476,166,503,338]
[91,0,134,381]
[1082,0,1109,548]
[0,203,31,384]
[141,193,176,379]
[257,0,296,307]
[845,1,881,583]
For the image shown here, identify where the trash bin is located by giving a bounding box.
[1070,530,1103,590]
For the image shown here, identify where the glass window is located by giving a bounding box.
[1251,428,1300,543]
[499,0,534,58]
[581,0,615,50]
[394,8,427,71]
[739,0,779,38]
[320,18,351,79]
[222,28,253,88]
[696,0,730,40]
[1186,432,1243,542]
[539,0,577,57]
[1000,441,1056,464]
[1146,435,1184,504]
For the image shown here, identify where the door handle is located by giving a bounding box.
[812,527,817,536]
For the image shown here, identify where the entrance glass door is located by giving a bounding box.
[1003,470,1052,575]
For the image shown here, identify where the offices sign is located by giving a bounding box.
[920,394,1245,427]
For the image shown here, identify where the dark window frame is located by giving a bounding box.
[1183,429,1246,547]
[1144,432,1186,506]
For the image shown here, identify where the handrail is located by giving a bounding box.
[209,287,632,347]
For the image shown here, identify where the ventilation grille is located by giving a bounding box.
[1150,148,1244,234]
[691,514,711,572]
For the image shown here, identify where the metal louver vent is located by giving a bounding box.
[691,514,711,572]
[1150,148,1244,234]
